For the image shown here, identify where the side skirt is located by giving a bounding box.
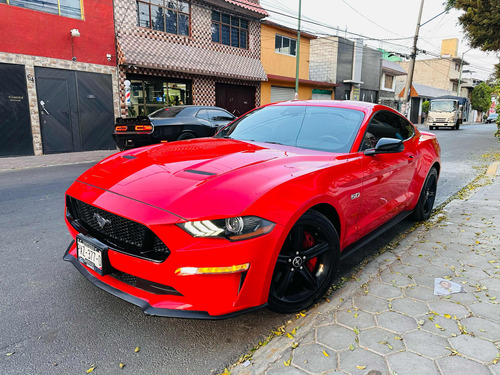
[340,210,412,261]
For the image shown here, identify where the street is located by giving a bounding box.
[0,122,498,375]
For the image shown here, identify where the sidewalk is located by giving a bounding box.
[0,149,118,173]
[231,165,500,375]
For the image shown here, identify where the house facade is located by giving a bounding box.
[0,0,119,156]
[115,0,267,118]
[379,59,407,109]
[260,21,336,104]
[309,36,382,103]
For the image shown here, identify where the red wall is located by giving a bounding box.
[0,1,116,66]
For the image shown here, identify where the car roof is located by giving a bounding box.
[268,100,378,111]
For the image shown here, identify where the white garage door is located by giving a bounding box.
[271,86,295,103]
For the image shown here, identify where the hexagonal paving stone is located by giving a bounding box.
[352,295,389,314]
[379,271,415,287]
[387,351,439,375]
[292,343,337,373]
[403,285,438,302]
[376,311,417,333]
[480,277,500,293]
[398,255,433,267]
[368,283,403,299]
[339,348,388,375]
[421,265,456,277]
[448,290,481,304]
[336,309,376,330]
[449,335,499,363]
[460,316,500,341]
[403,330,450,359]
[316,324,357,351]
[460,268,493,280]
[390,264,422,276]
[358,327,404,355]
[391,298,429,317]
[265,365,308,375]
[437,356,492,375]
[420,315,461,338]
[411,274,439,287]
[427,300,470,319]
[469,301,500,322]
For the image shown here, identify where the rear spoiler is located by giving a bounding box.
[115,116,151,126]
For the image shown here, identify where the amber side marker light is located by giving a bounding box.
[135,125,153,131]
[175,263,250,276]
[115,125,128,132]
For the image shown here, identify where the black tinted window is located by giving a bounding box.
[360,111,413,151]
[217,105,364,153]
[207,109,234,121]
[149,107,184,118]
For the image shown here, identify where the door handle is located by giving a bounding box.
[40,100,50,115]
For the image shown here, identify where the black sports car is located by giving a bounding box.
[113,105,236,150]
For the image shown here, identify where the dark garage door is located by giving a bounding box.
[0,63,34,157]
[216,83,256,117]
[35,67,115,154]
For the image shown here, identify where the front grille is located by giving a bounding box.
[66,196,170,262]
[111,271,183,296]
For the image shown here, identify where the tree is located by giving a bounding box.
[446,0,500,52]
[470,82,492,114]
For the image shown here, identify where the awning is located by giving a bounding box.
[267,74,339,88]
[117,34,268,82]
[201,0,268,17]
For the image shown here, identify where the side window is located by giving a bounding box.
[208,109,234,121]
[360,111,408,151]
[398,117,415,139]
[196,109,209,120]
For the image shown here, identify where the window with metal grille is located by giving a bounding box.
[137,0,190,36]
[211,10,248,49]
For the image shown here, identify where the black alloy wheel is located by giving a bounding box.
[413,167,438,221]
[268,210,340,313]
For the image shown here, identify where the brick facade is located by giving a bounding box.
[114,0,267,116]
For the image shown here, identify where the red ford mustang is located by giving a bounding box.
[64,100,440,319]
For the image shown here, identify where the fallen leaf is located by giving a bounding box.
[5,352,14,357]
[86,365,96,373]
[323,350,330,357]
[134,347,140,353]
[291,342,299,349]
[353,326,360,335]
[444,314,452,319]
[354,313,359,318]
[349,344,355,351]
[356,365,367,370]
[286,333,294,339]
[283,359,291,366]
[435,324,445,331]
[119,363,125,369]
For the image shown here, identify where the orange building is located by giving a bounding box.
[260,21,337,104]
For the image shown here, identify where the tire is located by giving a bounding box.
[429,126,434,130]
[455,123,460,130]
[412,167,438,222]
[268,210,340,313]
[177,132,196,141]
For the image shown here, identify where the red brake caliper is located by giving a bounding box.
[303,231,317,272]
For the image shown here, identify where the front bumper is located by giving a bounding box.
[64,182,285,318]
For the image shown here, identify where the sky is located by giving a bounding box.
[260,0,498,81]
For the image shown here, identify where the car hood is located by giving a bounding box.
[75,138,340,220]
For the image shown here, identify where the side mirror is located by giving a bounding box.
[364,137,404,156]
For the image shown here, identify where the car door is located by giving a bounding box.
[356,110,418,239]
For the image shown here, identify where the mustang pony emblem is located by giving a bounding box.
[93,213,111,229]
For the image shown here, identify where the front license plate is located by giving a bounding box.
[76,234,108,275]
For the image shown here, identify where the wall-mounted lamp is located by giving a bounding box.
[70,29,80,61]
[106,54,112,61]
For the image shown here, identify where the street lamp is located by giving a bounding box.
[70,29,80,61]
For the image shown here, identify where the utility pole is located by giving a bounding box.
[403,0,425,118]
[457,48,471,96]
[294,0,302,99]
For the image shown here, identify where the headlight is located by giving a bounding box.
[179,216,275,241]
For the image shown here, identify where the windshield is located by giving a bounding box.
[430,101,457,112]
[216,105,365,153]
[149,107,184,118]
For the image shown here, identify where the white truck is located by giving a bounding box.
[426,97,468,130]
